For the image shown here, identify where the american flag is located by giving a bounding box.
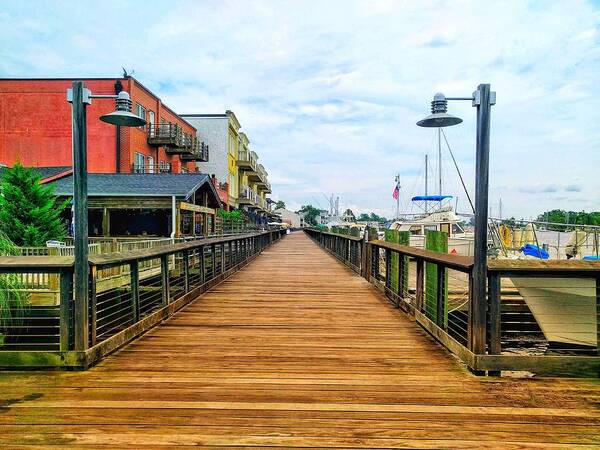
[393,182,400,200]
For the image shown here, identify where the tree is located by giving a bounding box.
[343,209,355,220]
[357,213,370,221]
[0,164,68,246]
[299,204,320,226]
[275,200,286,210]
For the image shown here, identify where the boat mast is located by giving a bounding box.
[425,154,429,213]
[395,173,400,220]
[438,128,442,195]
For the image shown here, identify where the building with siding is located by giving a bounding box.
[181,112,272,218]
[0,77,208,174]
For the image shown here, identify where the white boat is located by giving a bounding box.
[388,196,474,255]
[510,276,596,349]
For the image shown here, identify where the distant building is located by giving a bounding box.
[181,112,272,219]
[274,208,300,228]
[0,76,208,174]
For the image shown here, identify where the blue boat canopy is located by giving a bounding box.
[411,195,453,202]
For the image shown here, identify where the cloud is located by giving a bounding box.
[1,0,599,219]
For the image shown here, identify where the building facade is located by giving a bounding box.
[274,208,301,228]
[0,77,208,174]
[181,112,272,217]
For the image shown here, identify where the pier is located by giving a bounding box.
[1,232,600,447]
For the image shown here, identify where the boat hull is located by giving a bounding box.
[511,277,597,348]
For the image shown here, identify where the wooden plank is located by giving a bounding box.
[0,231,598,448]
[179,201,215,214]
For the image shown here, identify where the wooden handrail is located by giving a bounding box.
[370,240,474,271]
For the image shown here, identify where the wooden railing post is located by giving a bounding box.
[397,251,405,303]
[130,260,140,322]
[211,244,217,277]
[160,254,170,306]
[182,250,190,294]
[597,276,600,357]
[385,248,392,302]
[488,273,501,355]
[200,245,206,285]
[59,268,73,352]
[221,242,226,273]
[88,265,97,347]
[416,259,424,313]
[436,264,446,329]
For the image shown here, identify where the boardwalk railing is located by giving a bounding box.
[0,230,285,369]
[305,228,600,376]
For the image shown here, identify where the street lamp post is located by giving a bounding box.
[67,81,146,351]
[417,84,496,355]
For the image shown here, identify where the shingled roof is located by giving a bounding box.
[48,173,220,203]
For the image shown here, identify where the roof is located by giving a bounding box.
[48,173,221,202]
[0,165,72,182]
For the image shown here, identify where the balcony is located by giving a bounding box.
[147,124,184,147]
[256,180,272,194]
[239,185,266,210]
[237,149,258,171]
[180,138,209,162]
[131,163,172,174]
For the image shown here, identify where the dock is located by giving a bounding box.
[1,232,599,448]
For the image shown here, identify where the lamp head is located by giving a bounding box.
[416,92,463,128]
[99,91,146,127]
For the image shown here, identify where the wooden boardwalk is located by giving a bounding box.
[1,231,600,448]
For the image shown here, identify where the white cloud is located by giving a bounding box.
[1,0,599,219]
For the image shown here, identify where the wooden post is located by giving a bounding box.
[182,250,190,293]
[596,276,600,357]
[200,245,206,285]
[436,264,446,329]
[488,273,502,355]
[160,254,170,306]
[88,265,97,347]
[59,268,73,352]
[397,251,405,303]
[471,83,493,356]
[211,244,217,277]
[221,242,226,272]
[102,208,110,237]
[385,248,392,301]
[130,261,140,322]
[71,81,89,353]
[416,259,424,313]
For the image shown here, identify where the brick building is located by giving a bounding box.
[0,77,208,174]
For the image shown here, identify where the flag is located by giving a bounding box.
[393,183,400,200]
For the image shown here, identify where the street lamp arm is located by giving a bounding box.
[446,96,474,101]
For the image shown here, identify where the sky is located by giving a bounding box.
[1,0,599,219]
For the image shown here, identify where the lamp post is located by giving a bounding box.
[67,81,146,351]
[417,84,496,355]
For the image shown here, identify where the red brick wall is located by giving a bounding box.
[0,79,117,172]
[0,78,198,173]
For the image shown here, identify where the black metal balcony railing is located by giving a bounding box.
[180,139,209,162]
[132,163,172,174]
[147,123,184,147]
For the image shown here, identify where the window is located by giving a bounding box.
[147,156,154,173]
[135,103,146,120]
[148,110,155,127]
[134,152,145,172]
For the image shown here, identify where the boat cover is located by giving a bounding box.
[411,195,453,202]
[520,244,549,259]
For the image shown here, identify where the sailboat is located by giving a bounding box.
[388,149,474,255]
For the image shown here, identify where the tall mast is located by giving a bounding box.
[395,173,400,220]
[438,128,442,195]
[425,154,429,213]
